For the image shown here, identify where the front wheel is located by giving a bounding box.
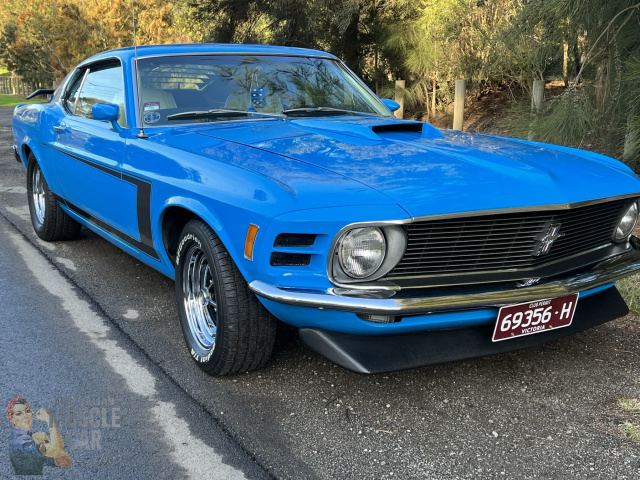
[175,219,276,375]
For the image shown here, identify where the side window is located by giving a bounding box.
[64,72,85,114]
[75,63,126,127]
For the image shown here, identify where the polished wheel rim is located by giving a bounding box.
[32,165,46,226]
[182,245,217,353]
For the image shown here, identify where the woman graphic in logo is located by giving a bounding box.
[6,396,72,475]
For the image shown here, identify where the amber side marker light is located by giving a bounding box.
[244,224,260,261]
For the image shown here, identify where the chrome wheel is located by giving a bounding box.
[182,244,217,353]
[32,164,46,227]
[175,219,276,375]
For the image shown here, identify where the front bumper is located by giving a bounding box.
[299,286,629,374]
[250,242,640,315]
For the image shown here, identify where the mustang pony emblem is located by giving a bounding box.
[536,223,563,256]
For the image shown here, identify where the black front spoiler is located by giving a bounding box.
[298,286,630,374]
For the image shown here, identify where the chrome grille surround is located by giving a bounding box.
[388,198,638,285]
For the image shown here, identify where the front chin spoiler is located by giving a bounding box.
[298,286,629,374]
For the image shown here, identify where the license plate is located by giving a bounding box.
[492,293,579,342]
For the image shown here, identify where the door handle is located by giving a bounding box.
[53,125,66,133]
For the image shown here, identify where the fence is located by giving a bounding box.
[0,76,48,97]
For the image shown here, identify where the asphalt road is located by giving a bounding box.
[0,212,269,479]
[2,106,640,479]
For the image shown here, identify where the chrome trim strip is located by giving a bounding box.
[252,247,640,315]
[73,68,90,114]
[132,52,338,61]
[409,193,640,223]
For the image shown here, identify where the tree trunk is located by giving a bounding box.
[431,40,437,114]
[595,52,611,112]
[573,39,581,80]
[342,9,360,76]
[623,109,639,172]
[431,71,437,114]
[374,49,379,96]
[563,38,569,87]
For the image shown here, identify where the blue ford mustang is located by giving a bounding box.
[12,44,640,375]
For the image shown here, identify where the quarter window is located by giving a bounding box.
[64,72,84,114]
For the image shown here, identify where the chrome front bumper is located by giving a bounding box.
[12,145,21,163]
[250,242,640,315]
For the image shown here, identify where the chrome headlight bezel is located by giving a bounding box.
[338,227,386,279]
[613,200,639,243]
[330,224,407,284]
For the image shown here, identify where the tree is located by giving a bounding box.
[0,0,184,84]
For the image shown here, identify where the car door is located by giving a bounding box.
[50,60,140,242]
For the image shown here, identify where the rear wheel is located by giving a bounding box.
[26,153,81,241]
[175,219,276,375]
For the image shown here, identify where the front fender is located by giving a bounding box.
[159,196,275,282]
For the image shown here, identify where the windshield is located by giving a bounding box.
[135,54,390,126]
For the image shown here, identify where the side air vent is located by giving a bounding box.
[274,233,317,247]
[270,252,311,266]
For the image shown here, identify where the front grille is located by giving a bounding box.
[270,252,311,266]
[389,199,632,278]
[274,233,317,247]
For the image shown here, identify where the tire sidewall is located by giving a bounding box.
[175,222,226,371]
[26,155,46,237]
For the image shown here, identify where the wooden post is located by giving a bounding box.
[531,79,545,112]
[453,79,466,131]
[394,79,405,120]
[563,39,569,87]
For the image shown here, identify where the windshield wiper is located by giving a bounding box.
[167,109,286,121]
[281,107,380,117]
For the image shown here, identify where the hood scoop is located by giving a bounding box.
[371,122,422,134]
[293,118,443,142]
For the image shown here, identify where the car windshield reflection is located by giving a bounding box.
[136,55,389,126]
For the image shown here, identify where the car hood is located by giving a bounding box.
[191,117,640,217]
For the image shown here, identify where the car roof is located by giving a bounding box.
[82,43,339,65]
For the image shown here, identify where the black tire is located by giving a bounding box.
[26,153,82,241]
[175,219,276,375]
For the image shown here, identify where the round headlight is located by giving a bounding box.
[614,201,639,242]
[338,227,386,279]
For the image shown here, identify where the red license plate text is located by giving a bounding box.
[492,294,579,342]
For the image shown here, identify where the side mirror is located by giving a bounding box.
[380,99,401,112]
[92,103,123,133]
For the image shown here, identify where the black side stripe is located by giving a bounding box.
[46,143,159,260]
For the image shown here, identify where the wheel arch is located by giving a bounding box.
[160,199,233,268]
[22,143,33,167]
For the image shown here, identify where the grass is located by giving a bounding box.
[618,398,640,412]
[619,421,640,442]
[617,274,640,317]
[0,93,47,107]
